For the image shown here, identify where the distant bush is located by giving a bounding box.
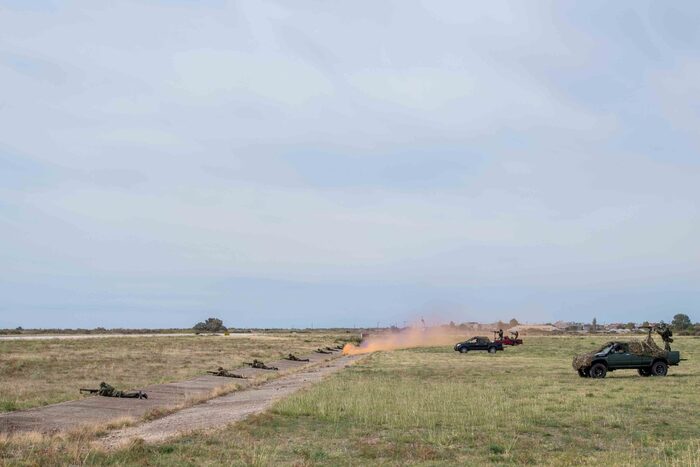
[193,317,227,333]
[676,323,700,336]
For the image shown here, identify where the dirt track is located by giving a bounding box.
[100,355,361,448]
[0,351,345,435]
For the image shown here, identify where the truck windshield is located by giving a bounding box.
[597,344,613,355]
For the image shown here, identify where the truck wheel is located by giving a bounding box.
[651,361,668,377]
[637,368,651,377]
[459,347,468,353]
[589,363,607,378]
[578,369,588,377]
[488,347,496,354]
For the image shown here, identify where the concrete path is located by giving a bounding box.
[0,351,342,435]
[100,355,360,448]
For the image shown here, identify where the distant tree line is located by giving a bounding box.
[0,327,192,335]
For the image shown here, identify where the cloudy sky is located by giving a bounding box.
[1,1,699,328]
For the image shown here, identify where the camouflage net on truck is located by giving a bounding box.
[572,336,667,371]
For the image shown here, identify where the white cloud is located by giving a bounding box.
[171,49,335,106]
[1,0,700,326]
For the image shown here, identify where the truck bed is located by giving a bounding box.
[667,351,680,365]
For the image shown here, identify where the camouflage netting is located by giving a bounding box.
[629,337,667,357]
[571,336,667,371]
[572,352,597,371]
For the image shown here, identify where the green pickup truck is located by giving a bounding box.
[573,341,681,379]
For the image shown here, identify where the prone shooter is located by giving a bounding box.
[244,359,278,370]
[285,353,310,362]
[207,367,247,378]
[80,382,147,399]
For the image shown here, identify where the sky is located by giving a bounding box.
[1,1,699,328]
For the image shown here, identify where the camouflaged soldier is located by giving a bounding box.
[92,382,147,399]
[656,324,674,351]
[285,353,309,362]
[315,348,332,354]
[244,359,278,370]
[207,367,246,378]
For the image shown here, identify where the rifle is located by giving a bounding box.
[80,388,99,394]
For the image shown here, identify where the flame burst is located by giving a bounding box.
[343,326,467,355]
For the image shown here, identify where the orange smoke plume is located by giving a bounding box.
[343,326,467,355]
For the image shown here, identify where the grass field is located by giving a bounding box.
[0,332,350,412]
[2,335,699,465]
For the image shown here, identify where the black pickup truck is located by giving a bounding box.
[454,336,503,354]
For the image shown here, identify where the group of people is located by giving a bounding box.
[82,346,344,399]
[493,329,519,340]
[645,322,674,351]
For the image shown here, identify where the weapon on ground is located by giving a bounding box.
[79,388,99,394]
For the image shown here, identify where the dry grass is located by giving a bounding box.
[0,331,351,412]
[2,335,699,465]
